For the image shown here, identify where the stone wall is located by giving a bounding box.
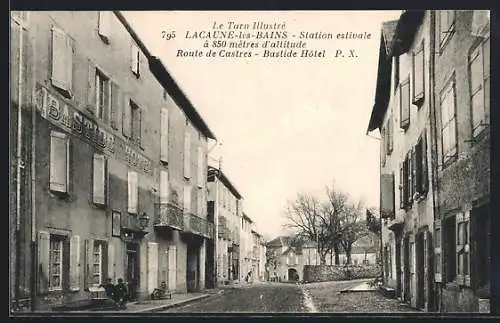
[303,264,382,283]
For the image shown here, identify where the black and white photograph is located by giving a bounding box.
[9,9,493,316]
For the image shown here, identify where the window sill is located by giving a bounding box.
[51,83,74,101]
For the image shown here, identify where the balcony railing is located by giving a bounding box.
[154,203,184,230]
[184,212,210,238]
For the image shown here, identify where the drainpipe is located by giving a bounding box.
[428,10,441,312]
[14,15,25,311]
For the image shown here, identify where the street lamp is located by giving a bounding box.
[138,212,150,230]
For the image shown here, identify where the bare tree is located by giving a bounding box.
[339,200,369,264]
[324,186,351,265]
[284,193,332,264]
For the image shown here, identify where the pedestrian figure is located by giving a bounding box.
[99,278,115,300]
[114,278,128,310]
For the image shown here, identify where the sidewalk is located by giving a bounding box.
[64,290,218,313]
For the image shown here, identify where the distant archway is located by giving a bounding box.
[288,268,299,282]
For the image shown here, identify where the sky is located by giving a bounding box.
[123,10,402,240]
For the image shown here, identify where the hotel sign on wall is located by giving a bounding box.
[34,84,154,177]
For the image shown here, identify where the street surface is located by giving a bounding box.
[161,279,418,313]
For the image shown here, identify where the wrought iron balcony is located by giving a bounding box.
[154,203,184,231]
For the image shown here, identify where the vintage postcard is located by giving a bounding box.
[9,10,492,315]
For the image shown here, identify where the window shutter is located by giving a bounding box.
[411,148,417,201]
[388,116,393,153]
[160,108,169,163]
[160,170,169,204]
[184,130,191,179]
[101,241,108,281]
[38,231,50,294]
[108,242,115,281]
[147,242,159,294]
[463,210,471,286]
[84,239,93,290]
[69,235,81,291]
[167,245,177,290]
[415,141,423,194]
[122,97,132,138]
[400,81,410,129]
[399,165,405,209]
[380,173,395,219]
[456,212,464,285]
[422,130,428,194]
[51,27,71,93]
[93,154,106,205]
[128,171,138,214]
[85,59,97,114]
[131,44,139,76]
[50,131,69,193]
[110,81,121,130]
[197,146,203,188]
[98,11,111,41]
[137,108,142,145]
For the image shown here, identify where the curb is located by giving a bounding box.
[133,294,211,313]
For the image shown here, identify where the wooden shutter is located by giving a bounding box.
[128,171,138,214]
[69,235,81,291]
[160,170,169,204]
[108,242,115,281]
[197,146,203,188]
[38,231,50,294]
[434,221,442,282]
[51,27,71,93]
[98,11,111,41]
[93,154,106,205]
[50,131,69,193]
[84,239,93,290]
[463,210,471,286]
[422,130,428,194]
[411,148,417,202]
[122,96,132,138]
[101,241,108,282]
[160,108,169,163]
[387,116,393,153]
[136,108,142,146]
[399,165,405,209]
[184,184,191,213]
[110,81,122,130]
[147,242,159,293]
[380,173,395,219]
[184,130,191,179]
[86,59,96,114]
[415,140,423,194]
[456,212,464,285]
[167,245,177,290]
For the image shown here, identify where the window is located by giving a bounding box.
[440,77,457,165]
[184,184,191,213]
[92,154,107,205]
[197,146,204,188]
[400,152,412,209]
[400,79,410,130]
[49,236,64,290]
[439,10,455,49]
[97,11,111,43]
[110,81,121,130]
[160,108,169,163]
[50,131,70,194]
[469,39,490,138]
[131,101,142,146]
[51,26,73,98]
[444,215,456,283]
[131,44,140,77]
[159,170,169,204]
[92,241,103,285]
[415,131,428,196]
[184,129,191,179]
[456,211,471,286]
[95,69,110,121]
[412,42,425,106]
[127,171,138,214]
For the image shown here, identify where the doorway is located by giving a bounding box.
[395,237,402,298]
[186,243,200,292]
[288,268,299,282]
[403,236,410,303]
[126,243,140,301]
[416,232,425,309]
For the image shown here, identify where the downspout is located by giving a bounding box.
[14,15,25,310]
[428,10,441,312]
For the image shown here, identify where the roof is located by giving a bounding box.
[366,11,425,132]
[266,236,289,248]
[242,213,253,223]
[207,166,242,199]
[114,11,216,140]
